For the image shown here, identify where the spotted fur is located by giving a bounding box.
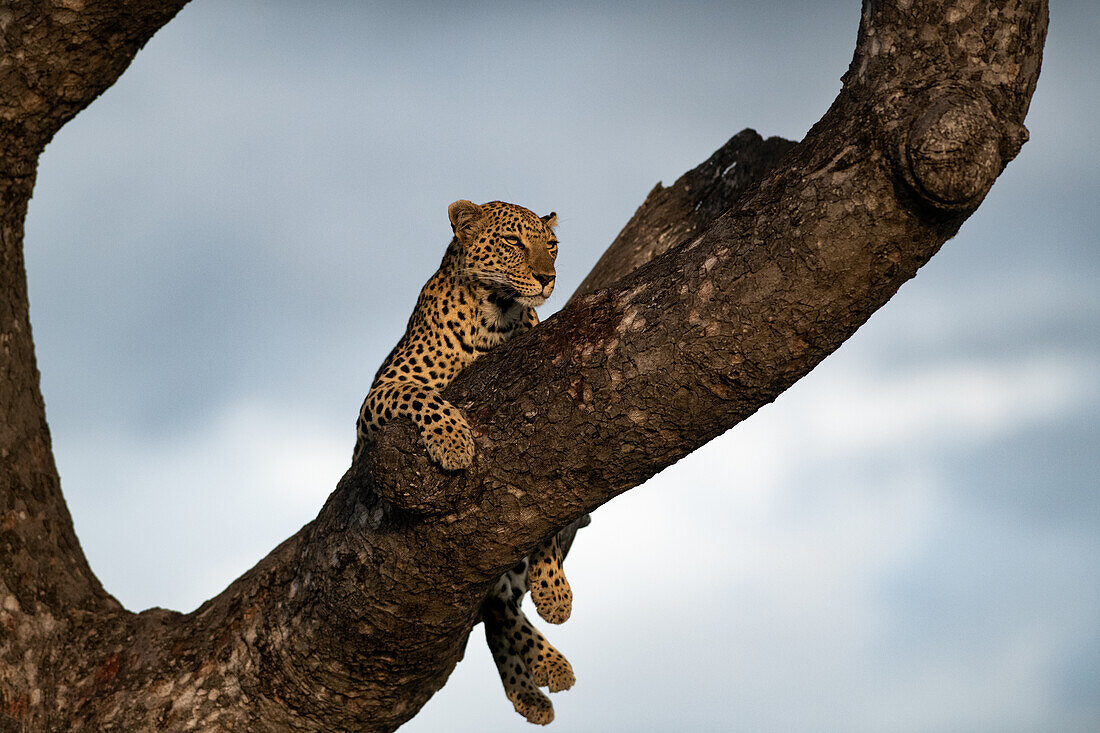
[484,558,576,725]
[354,200,578,723]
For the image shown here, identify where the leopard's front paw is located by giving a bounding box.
[531,576,572,625]
[528,547,573,624]
[422,415,475,470]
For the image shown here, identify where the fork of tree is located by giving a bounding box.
[0,1,1047,730]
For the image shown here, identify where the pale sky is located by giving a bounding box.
[23,2,1099,731]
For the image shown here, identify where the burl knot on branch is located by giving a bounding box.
[363,419,481,515]
[893,86,1029,211]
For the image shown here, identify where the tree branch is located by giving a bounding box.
[573,129,796,299]
[0,1,1048,730]
[1,0,192,156]
[1,0,191,723]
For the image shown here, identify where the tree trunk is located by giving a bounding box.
[0,1,1047,730]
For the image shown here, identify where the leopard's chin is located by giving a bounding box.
[516,294,547,308]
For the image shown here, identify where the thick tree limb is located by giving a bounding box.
[0,0,192,157]
[2,1,191,726]
[0,1,1047,730]
[574,130,797,299]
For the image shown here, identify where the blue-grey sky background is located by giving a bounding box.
[22,1,1098,731]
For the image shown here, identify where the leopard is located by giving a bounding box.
[354,199,582,724]
[353,199,556,470]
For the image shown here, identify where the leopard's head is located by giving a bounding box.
[448,200,558,307]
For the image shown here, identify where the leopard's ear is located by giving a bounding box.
[448,200,486,241]
[540,211,558,229]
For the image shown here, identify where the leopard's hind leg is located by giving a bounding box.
[484,591,555,724]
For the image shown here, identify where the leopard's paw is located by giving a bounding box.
[529,557,573,625]
[422,414,475,470]
[530,647,575,693]
[508,690,554,725]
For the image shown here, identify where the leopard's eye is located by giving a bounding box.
[548,240,558,255]
[503,235,521,247]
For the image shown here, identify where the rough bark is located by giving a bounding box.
[0,1,1047,731]
[573,130,797,300]
[2,1,192,727]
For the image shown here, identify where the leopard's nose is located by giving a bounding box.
[534,273,555,287]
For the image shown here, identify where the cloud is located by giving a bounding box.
[60,400,348,612]
[796,352,1097,456]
